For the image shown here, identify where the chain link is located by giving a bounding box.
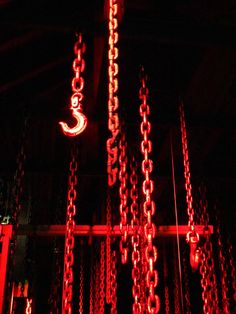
[99,241,105,313]
[111,250,118,314]
[62,144,78,314]
[119,130,129,264]
[107,0,120,186]
[139,68,160,314]
[106,192,112,303]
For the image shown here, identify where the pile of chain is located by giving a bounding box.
[106,0,120,187]
[139,68,160,313]
[62,145,78,313]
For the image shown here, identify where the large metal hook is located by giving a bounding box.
[59,108,87,137]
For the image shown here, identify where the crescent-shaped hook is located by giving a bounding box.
[59,109,87,137]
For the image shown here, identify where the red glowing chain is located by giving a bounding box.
[25,298,32,314]
[119,131,129,264]
[130,157,142,313]
[62,146,78,314]
[89,263,94,314]
[79,247,84,314]
[94,261,100,314]
[139,69,160,314]
[179,102,199,271]
[227,237,236,304]
[106,0,120,186]
[111,250,118,314]
[99,241,105,314]
[59,34,87,137]
[106,193,112,303]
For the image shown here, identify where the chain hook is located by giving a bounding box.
[186,231,200,272]
[59,108,87,137]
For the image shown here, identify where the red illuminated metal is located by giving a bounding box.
[139,68,160,313]
[0,225,13,314]
[106,193,112,304]
[25,298,32,314]
[62,147,78,314]
[59,34,87,137]
[119,131,129,264]
[99,241,105,314]
[106,0,120,186]
[110,251,117,314]
[179,102,199,271]
[130,157,142,313]
[17,224,213,237]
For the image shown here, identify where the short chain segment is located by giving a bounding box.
[106,0,120,186]
[119,130,129,264]
[130,157,141,313]
[139,68,160,314]
[62,145,78,314]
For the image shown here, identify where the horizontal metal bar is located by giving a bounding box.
[17,224,213,237]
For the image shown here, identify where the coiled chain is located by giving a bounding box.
[111,250,118,314]
[130,157,141,313]
[107,0,120,186]
[62,145,78,314]
[139,68,160,313]
[119,130,129,264]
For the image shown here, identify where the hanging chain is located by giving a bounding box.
[111,250,118,314]
[106,0,120,186]
[99,241,105,314]
[89,261,94,314]
[79,242,84,314]
[59,33,87,136]
[179,102,199,270]
[106,192,112,303]
[163,244,170,314]
[173,252,180,314]
[94,260,100,314]
[182,250,191,314]
[227,236,236,307]
[198,185,219,314]
[215,220,230,313]
[25,298,32,314]
[62,144,78,314]
[139,68,160,314]
[119,130,129,264]
[130,156,141,313]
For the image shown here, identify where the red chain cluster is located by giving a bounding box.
[130,157,141,312]
[119,131,129,264]
[139,69,160,313]
[107,0,120,186]
[62,146,78,313]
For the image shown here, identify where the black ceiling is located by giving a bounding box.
[0,0,236,312]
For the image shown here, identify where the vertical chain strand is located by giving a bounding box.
[79,243,84,314]
[62,144,78,314]
[139,68,160,314]
[179,102,199,271]
[106,192,112,303]
[130,157,141,313]
[227,237,236,309]
[111,250,118,314]
[99,241,105,314]
[119,130,129,264]
[94,260,100,314]
[107,0,120,186]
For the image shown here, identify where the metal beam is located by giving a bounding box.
[18,224,213,237]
